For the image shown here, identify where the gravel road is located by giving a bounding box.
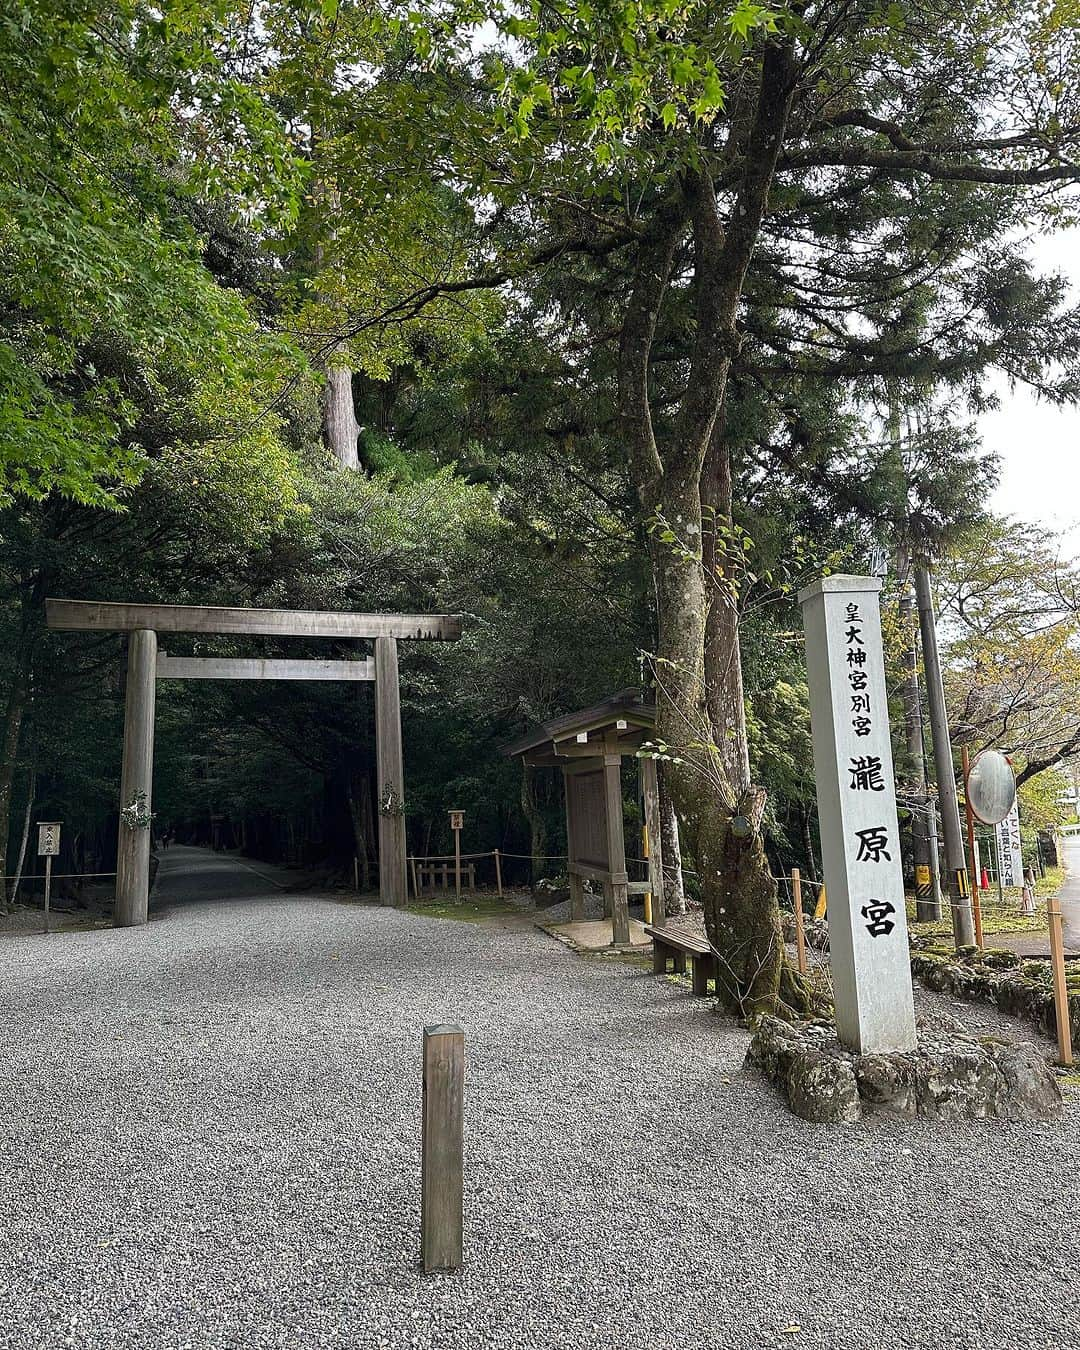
[1,846,1076,1350]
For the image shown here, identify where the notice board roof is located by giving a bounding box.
[502,689,656,761]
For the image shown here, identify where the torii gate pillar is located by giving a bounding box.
[375,636,408,906]
[116,628,158,927]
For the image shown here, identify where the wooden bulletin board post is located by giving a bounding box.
[37,821,61,935]
[449,810,464,898]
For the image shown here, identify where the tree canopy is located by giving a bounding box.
[3,0,1080,1011]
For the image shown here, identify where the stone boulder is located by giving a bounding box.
[746,1014,1062,1124]
[853,1054,917,1116]
[787,1050,862,1125]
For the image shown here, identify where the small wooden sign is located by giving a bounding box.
[448,810,464,832]
[37,822,61,857]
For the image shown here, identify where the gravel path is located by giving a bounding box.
[1,848,1077,1350]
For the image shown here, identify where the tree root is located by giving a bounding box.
[776,958,832,1022]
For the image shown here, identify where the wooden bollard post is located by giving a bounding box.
[422,1024,464,1273]
[493,849,503,899]
[1047,898,1074,1066]
[792,867,807,976]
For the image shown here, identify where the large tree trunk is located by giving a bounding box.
[697,414,787,1012]
[657,771,686,915]
[619,39,803,1017]
[520,762,548,884]
[311,133,361,472]
[0,650,30,911]
[701,420,752,794]
[322,366,361,469]
[9,753,36,907]
[651,496,783,1014]
[347,768,374,891]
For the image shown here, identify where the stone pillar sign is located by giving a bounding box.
[798,575,917,1054]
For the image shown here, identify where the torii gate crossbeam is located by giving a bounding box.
[45,599,463,927]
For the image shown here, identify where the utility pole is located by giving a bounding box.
[914,563,974,947]
[898,567,941,920]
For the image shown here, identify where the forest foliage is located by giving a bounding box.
[3,1,1080,999]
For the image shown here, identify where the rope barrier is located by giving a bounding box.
[495,851,569,861]
[1,871,117,881]
[411,852,494,863]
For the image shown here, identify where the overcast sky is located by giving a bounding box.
[982,228,1080,543]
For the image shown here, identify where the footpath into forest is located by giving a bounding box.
[0,847,1076,1350]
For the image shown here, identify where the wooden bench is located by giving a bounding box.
[644,923,717,997]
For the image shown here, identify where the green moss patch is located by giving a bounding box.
[405,895,524,923]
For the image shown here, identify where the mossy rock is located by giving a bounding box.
[981,947,1022,970]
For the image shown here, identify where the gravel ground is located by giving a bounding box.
[1,847,1077,1350]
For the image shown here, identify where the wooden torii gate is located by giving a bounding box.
[45,599,463,927]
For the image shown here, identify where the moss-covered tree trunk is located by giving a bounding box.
[618,39,800,1016]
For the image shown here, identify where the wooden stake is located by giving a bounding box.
[421,1025,464,1273]
[409,855,419,899]
[1048,897,1074,1066]
[792,867,807,976]
[353,855,359,891]
[602,736,630,946]
[493,849,503,898]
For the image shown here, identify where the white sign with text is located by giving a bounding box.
[799,575,917,1054]
[996,800,1023,888]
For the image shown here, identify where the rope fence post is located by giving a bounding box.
[792,867,807,976]
[1048,897,1074,1066]
[493,849,503,898]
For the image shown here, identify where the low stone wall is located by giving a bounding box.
[747,1013,1063,1124]
[781,909,1080,1054]
[909,941,1080,1055]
